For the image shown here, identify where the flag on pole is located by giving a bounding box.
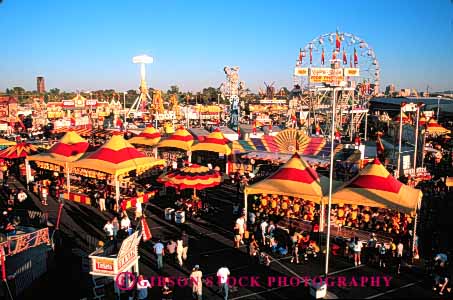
[309,48,313,65]
[298,48,303,64]
[342,48,347,65]
[321,48,325,65]
[332,50,336,60]
[354,48,358,66]
[336,30,341,51]
[141,217,152,242]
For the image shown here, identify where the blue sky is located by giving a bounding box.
[0,0,452,93]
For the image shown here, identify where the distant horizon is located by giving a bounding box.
[1,0,452,93]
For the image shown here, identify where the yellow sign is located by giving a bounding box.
[309,68,343,84]
[344,68,360,76]
[294,67,308,76]
[92,257,115,274]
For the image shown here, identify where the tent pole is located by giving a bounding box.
[244,192,247,222]
[115,175,120,212]
[25,159,31,187]
[319,199,325,233]
[412,211,418,258]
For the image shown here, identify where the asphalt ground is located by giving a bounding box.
[5,179,451,299]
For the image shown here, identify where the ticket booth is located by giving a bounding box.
[89,231,141,299]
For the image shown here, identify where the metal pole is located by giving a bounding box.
[413,105,420,169]
[397,105,404,178]
[364,112,368,142]
[437,97,440,120]
[325,87,336,276]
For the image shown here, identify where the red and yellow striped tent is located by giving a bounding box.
[70,132,165,176]
[0,138,16,147]
[393,112,410,123]
[191,128,231,155]
[0,143,38,159]
[27,131,89,167]
[327,158,422,214]
[53,125,92,136]
[426,118,450,135]
[157,126,194,151]
[128,125,161,147]
[158,164,221,191]
[245,153,332,203]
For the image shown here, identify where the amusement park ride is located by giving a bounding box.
[292,30,379,140]
[128,55,154,117]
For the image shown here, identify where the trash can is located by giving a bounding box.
[165,208,175,221]
[175,210,185,224]
[309,281,327,299]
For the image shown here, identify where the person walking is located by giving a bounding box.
[135,201,143,221]
[137,275,149,300]
[235,214,246,245]
[120,213,132,236]
[176,236,184,267]
[217,266,230,300]
[396,241,404,274]
[351,236,362,267]
[99,193,106,212]
[181,230,189,265]
[190,265,203,300]
[103,219,114,241]
[153,240,165,270]
[161,277,173,300]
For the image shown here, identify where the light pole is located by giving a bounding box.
[325,86,337,276]
[396,102,406,178]
[413,103,423,170]
[437,95,441,120]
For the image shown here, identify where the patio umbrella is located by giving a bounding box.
[158,164,221,197]
[0,142,38,159]
[426,118,451,135]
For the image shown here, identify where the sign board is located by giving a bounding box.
[309,68,344,84]
[343,68,360,77]
[294,67,308,76]
[402,155,411,171]
[89,231,141,277]
[259,99,287,104]
[86,99,97,106]
[62,100,75,107]
[155,112,176,120]
[402,103,417,112]
[0,124,7,131]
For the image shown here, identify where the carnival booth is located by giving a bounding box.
[244,153,337,232]
[26,131,90,202]
[157,126,194,163]
[191,128,232,173]
[70,132,165,210]
[325,158,422,250]
[0,142,38,177]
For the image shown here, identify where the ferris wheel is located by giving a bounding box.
[294,31,380,96]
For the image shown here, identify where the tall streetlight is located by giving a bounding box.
[325,86,337,276]
[396,102,406,178]
[437,95,441,120]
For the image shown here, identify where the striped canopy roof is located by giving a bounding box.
[191,128,231,155]
[245,153,333,203]
[0,138,16,147]
[128,125,161,147]
[157,164,221,190]
[418,114,427,126]
[393,112,410,123]
[157,127,194,151]
[327,158,422,214]
[70,132,165,176]
[53,125,93,136]
[426,118,451,135]
[0,143,38,159]
[27,131,89,166]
